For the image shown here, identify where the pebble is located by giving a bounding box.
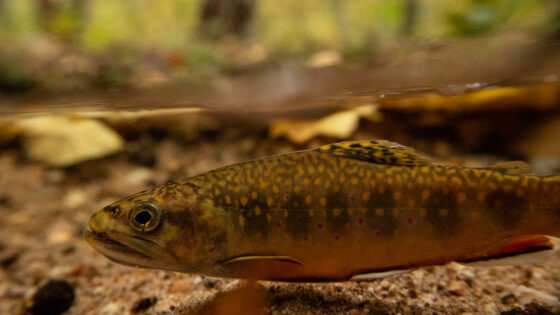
[518,285,560,307]
[27,280,75,315]
[130,296,157,313]
[446,280,469,296]
[169,279,195,294]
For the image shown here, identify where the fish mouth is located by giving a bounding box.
[84,228,179,270]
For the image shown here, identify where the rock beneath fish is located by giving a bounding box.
[26,280,75,315]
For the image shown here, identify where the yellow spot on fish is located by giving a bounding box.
[351,178,358,185]
[305,195,313,205]
[255,206,261,216]
[348,208,354,215]
[387,178,394,185]
[392,208,400,218]
[259,181,269,189]
[362,192,370,201]
[376,208,384,216]
[266,214,272,222]
[318,164,325,172]
[457,192,466,203]
[214,188,220,197]
[225,195,232,205]
[314,178,322,186]
[240,196,248,206]
[272,185,279,194]
[284,210,289,218]
[408,199,416,207]
[308,209,314,217]
[476,191,486,202]
[284,178,293,186]
[333,208,341,216]
[395,174,402,184]
[417,176,425,184]
[320,197,327,207]
[294,186,301,194]
[393,191,402,201]
[267,197,274,207]
[451,177,462,185]
[238,215,245,227]
[252,191,258,200]
[340,174,346,183]
[218,180,226,187]
[308,165,315,174]
[422,190,430,200]
[333,185,341,193]
[439,209,449,217]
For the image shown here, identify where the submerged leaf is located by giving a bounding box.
[269,104,380,144]
[16,115,124,167]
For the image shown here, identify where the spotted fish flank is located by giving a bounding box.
[86,141,560,282]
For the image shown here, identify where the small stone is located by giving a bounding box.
[202,277,221,289]
[518,285,560,307]
[484,303,499,315]
[27,280,75,315]
[501,293,517,305]
[446,280,469,296]
[130,296,157,313]
[169,279,194,294]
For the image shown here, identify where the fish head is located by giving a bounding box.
[84,181,229,273]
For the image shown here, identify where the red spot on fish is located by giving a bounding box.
[304,236,308,241]
[334,234,340,240]
[317,223,323,229]
[357,218,364,224]
[375,231,381,236]
[297,215,302,221]
[407,217,413,224]
[349,195,354,201]
[275,221,282,227]
[285,194,289,200]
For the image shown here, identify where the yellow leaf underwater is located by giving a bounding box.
[269,104,380,144]
[16,115,124,167]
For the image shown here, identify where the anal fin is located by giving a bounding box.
[458,235,556,267]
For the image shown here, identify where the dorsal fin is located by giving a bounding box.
[491,161,533,175]
[317,140,431,165]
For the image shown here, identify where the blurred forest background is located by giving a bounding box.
[1,0,559,93]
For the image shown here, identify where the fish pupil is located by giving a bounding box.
[135,211,152,224]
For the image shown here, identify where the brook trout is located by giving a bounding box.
[85,141,560,281]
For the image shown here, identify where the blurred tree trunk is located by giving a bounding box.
[400,0,418,36]
[199,0,255,39]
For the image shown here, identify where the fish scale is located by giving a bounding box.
[85,141,560,281]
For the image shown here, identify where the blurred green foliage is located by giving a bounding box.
[0,0,556,91]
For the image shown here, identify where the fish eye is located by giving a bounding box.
[129,203,161,232]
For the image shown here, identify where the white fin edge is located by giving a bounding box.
[350,269,411,281]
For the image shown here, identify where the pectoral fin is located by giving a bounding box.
[223,255,302,265]
[458,235,556,267]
